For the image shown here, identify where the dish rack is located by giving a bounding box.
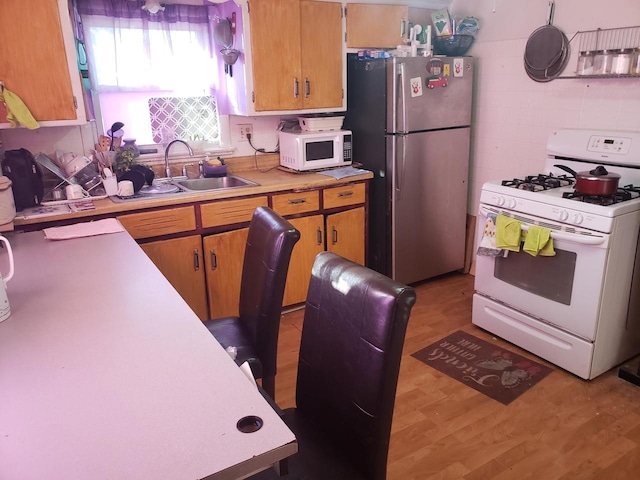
[35,153,104,201]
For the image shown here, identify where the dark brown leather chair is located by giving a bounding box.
[204,206,300,400]
[253,251,417,480]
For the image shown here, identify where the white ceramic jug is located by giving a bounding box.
[0,235,15,322]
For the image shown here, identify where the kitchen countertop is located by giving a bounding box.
[14,166,373,227]
[0,228,297,479]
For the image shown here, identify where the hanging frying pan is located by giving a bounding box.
[524,1,569,82]
[524,31,570,82]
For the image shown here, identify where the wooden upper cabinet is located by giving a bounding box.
[249,0,343,112]
[300,1,343,110]
[250,0,302,111]
[0,0,86,126]
[346,4,432,49]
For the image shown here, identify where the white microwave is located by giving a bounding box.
[278,130,352,171]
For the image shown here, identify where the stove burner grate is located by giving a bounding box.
[562,185,640,205]
[502,174,575,191]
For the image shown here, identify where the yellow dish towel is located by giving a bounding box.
[523,226,556,257]
[495,214,522,252]
[0,86,39,130]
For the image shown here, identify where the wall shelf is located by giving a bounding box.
[558,25,640,79]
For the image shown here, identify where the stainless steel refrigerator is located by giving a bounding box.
[345,54,473,285]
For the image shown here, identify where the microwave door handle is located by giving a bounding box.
[479,207,607,246]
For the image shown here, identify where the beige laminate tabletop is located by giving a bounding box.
[0,228,296,479]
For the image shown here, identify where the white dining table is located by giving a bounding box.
[0,225,296,479]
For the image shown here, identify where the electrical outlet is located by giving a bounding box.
[236,123,253,142]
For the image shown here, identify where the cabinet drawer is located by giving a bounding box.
[201,196,268,228]
[117,206,196,239]
[272,190,320,216]
[323,183,365,209]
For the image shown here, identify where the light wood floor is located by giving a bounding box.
[274,272,640,479]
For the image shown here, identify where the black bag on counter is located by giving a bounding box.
[1,148,44,211]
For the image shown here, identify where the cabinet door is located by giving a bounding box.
[300,1,343,109]
[283,214,325,306]
[327,207,365,265]
[0,0,84,125]
[346,4,409,48]
[250,0,302,111]
[140,235,208,321]
[203,228,249,319]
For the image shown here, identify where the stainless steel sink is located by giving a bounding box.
[173,175,259,192]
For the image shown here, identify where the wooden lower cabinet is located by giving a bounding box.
[326,207,365,265]
[282,214,325,306]
[140,235,208,321]
[203,228,249,319]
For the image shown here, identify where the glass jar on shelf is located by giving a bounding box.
[576,50,595,76]
[611,48,633,75]
[631,48,640,75]
[593,50,614,75]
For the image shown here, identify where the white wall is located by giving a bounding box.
[451,0,640,215]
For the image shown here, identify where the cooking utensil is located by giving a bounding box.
[555,164,621,196]
[524,1,569,82]
[214,19,233,49]
[108,121,125,151]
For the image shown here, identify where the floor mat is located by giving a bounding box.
[412,330,553,405]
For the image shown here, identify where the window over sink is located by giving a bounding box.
[75,0,222,147]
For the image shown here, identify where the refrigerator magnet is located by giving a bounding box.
[443,64,451,77]
[410,77,423,97]
[453,58,464,77]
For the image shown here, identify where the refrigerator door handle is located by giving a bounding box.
[397,63,408,134]
[394,134,406,194]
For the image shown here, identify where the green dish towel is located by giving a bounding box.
[495,214,522,252]
[0,86,39,130]
[523,226,556,257]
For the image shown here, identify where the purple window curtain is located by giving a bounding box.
[75,0,210,24]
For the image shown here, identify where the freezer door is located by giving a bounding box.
[389,128,470,284]
[387,57,473,133]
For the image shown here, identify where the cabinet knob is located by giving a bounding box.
[337,191,353,198]
[210,250,217,270]
[316,227,323,245]
[332,227,338,245]
[288,198,307,205]
[305,78,310,98]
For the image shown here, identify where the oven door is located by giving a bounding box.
[474,205,609,340]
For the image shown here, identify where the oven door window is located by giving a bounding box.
[494,249,576,305]
[305,140,334,161]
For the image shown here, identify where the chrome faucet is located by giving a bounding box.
[164,139,193,179]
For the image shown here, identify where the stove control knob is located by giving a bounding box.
[573,213,584,224]
[506,198,517,209]
[495,196,505,207]
[558,210,569,222]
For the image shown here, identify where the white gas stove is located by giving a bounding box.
[473,129,640,380]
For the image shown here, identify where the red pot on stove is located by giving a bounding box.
[555,164,620,196]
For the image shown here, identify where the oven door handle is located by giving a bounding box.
[479,207,606,246]
[520,225,606,246]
